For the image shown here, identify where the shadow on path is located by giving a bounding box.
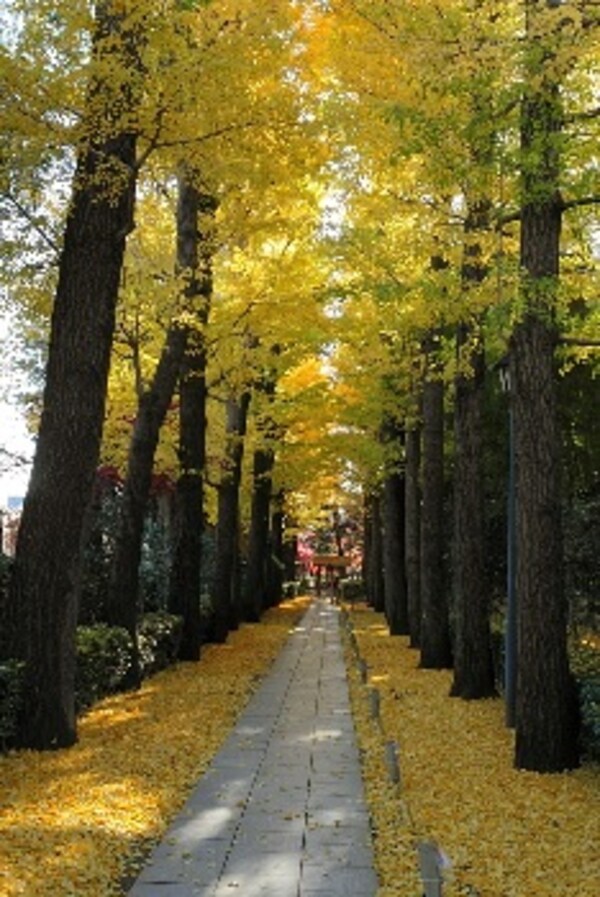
[127,599,378,897]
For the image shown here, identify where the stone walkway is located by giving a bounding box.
[127,599,378,897]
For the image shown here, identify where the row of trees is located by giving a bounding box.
[1,0,598,772]
[322,0,599,773]
[1,0,333,749]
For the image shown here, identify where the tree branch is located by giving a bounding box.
[560,195,600,212]
[559,337,600,349]
[494,193,600,228]
[3,192,61,254]
[564,105,600,125]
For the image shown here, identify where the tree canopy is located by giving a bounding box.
[1,0,598,769]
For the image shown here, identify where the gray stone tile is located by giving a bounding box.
[166,804,242,843]
[232,829,303,852]
[138,837,228,875]
[238,808,306,835]
[129,883,209,896]
[214,851,301,896]
[127,600,378,897]
[306,792,366,813]
[210,746,265,769]
[303,839,374,866]
[306,806,372,829]
[300,864,379,895]
[181,771,255,810]
[244,796,306,817]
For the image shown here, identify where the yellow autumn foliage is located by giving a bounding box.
[344,605,600,897]
[0,598,309,897]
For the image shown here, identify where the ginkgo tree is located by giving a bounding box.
[315,0,600,772]
[6,0,145,750]
[202,177,332,636]
[1,0,597,772]
[2,0,328,748]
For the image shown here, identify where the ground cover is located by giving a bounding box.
[0,597,309,897]
[343,605,600,897]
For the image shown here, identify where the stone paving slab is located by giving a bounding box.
[127,599,378,897]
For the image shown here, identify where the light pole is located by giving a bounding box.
[498,357,517,728]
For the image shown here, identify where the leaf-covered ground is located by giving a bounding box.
[0,597,309,897]
[343,605,600,897]
[2,597,597,897]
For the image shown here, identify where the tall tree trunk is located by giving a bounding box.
[451,204,496,700]
[451,325,496,698]
[168,184,216,661]
[511,0,579,771]
[363,493,374,604]
[380,416,408,634]
[168,336,206,656]
[211,392,251,641]
[266,494,285,607]
[242,362,278,621]
[370,494,385,613]
[7,6,140,749]
[242,445,275,622]
[106,323,188,678]
[382,468,409,635]
[364,491,385,611]
[282,533,297,585]
[420,337,452,669]
[405,425,421,647]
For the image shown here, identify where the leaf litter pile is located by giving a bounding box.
[343,604,600,897]
[0,597,309,897]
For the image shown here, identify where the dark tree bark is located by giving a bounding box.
[363,491,385,611]
[106,323,188,675]
[405,425,421,647]
[242,362,278,621]
[363,494,373,604]
[242,445,275,621]
[419,336,452,669]
[512,318,579,770]
[510,0,579,771]
[283,534,297,584]
[7,6,140,749]
[211,392,251,642]
[266,494,285,607]
[168,331,207,659]
[167,184,215,661]
[380,415,408,634]
[451,204,496,700]
[370,494,385,613]
[382,468,409,635]
[451,325,496,698]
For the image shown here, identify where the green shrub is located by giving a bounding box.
[564,490,600,631]
[138,612,183,677]
[139,515,172,612]
[340,578,365,603]
[283,581,299,598]
[0,659,25,751]
[75,624,134,711]
[578,676,600,762]
[79,485,121,625]
[0,554,15,659]
[571,637,600,762]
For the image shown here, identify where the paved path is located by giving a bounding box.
[127,599,378,897]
